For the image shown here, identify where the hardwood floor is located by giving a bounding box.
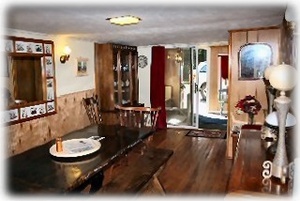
[101,128,233,197]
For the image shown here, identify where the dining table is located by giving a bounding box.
[7,124,154,194]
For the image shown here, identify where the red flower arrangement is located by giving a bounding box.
[235,95,262,116]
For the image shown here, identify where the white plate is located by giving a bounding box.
[49,138,101,158]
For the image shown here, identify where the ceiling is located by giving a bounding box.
[5,3,288,46]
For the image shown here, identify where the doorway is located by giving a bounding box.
[165,47,228,130]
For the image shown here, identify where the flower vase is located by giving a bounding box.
[248,113,254,125]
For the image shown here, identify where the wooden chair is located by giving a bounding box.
[114,104,161,152]
[82,95,102,125]
[114,105,161,130]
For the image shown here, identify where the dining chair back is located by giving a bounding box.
[115,105,161,129]
[82,95,102,125]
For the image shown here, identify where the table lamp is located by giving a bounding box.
[262,63,297,184]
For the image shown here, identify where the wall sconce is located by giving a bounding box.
[262,63,297,184]
[60,46,71,63]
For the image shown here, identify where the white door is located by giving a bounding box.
[191,47,200,128]
[191,47,208,128]
[165,47,207,128]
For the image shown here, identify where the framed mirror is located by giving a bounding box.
[238,43,272,80]
[2,36,57,125]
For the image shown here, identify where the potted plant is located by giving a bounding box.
[235,95,262,124]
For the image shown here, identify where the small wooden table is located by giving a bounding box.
[7,124,154,194]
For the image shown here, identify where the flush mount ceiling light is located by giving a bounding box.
[106,15,141,26]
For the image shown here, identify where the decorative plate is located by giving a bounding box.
[49,138,101,158]
[138,55,148,68]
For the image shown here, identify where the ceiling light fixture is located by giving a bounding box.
[106,15,141,26]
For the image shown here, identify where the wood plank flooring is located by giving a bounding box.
[102,128,233,197]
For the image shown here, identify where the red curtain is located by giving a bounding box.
[220,55,228,80]
[150,46,167,129]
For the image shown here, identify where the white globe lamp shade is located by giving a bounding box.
[265,111,297,127]
[264,65,276,80]
[268,63,297,91]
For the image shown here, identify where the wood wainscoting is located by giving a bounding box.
[7,89,94,156]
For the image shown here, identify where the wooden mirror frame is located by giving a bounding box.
[238,42,273,80]
[2,36,57,125]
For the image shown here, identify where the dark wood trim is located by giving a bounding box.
[228,25,280,33]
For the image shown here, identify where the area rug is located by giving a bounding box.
[186,129,226,139]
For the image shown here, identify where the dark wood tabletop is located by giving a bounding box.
[7,124,154,194]
[228,127,294,196]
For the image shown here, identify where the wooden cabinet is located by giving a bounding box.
[95,43,139,124]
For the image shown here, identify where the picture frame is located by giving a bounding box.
[77,57,88,76]
[5,40,13,52]
[44,43,52,54]
[3,54,10,77]
[238,43,272,80]
[45,56,54,77]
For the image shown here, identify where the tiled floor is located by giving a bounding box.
[166,100,227,130]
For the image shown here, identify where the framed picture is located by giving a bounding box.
[3,54,10,77]
[45,56,54,77]
[77,57,88,76]
[238,43,272,80]
[5,40,13,52]
[44,43,52,54]
[33,43,43,54]
[15,41,27,53]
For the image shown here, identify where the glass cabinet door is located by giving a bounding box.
[120,50,131,105]
[113,48,119,104]
[130,51,137,103]
[111,44,138,106]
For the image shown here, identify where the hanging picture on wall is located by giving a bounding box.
[45,56,54,77]
[5,40,13,52]
[5,109,19,123]
[47,101,55,113]
[77,57,88,76]
[44,43,52,54]
[238,43,272,80]
[46,79,54,101]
